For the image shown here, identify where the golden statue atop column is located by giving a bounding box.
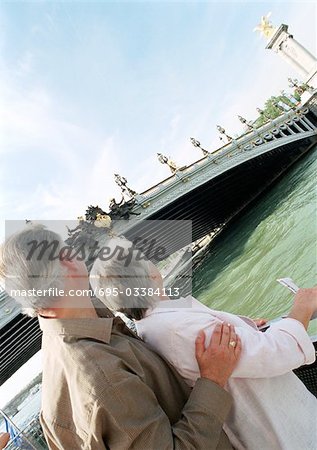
[253,12,276,39]
[254,13,316,87]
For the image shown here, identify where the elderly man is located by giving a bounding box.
[0,224,241,450]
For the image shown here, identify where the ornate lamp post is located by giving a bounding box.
[237,116,254,131]
[288,78,314,94]
[281,90,297,104]
[288,79,302,99]
[271,100,285,112]
[190,137,209,156]
[157,153,178,174]
[288,78,305,97]
[288,78,300,89]
[256,107,271,120]
[277,91,294,109]
[114,174,137,198]
[216,126,232,143]
[280,90,296,106]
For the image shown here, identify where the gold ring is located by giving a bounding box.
[229,341,236,348]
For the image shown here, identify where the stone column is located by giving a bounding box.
[266,24,317,80]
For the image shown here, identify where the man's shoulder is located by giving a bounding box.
[43,334,132,392]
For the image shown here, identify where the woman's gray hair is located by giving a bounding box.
[0,224,67,317]
[90,237,159,319]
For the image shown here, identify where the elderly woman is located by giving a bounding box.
[90,238,317,450]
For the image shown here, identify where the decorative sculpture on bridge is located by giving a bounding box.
[114,174,137,198]
[108,197,140,220]
[157,153,179,174]
[190,137,209,156]
[216,126,232,143]
[67,197,140,250]
[253,12,276,39]
[109,197,124,214]
[85,205,109,223]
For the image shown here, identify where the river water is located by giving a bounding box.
[192,146,317,336]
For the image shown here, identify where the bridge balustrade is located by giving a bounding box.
[133,96,317,216]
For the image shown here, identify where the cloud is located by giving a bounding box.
[16,50,34,75]
[0,70,122,239]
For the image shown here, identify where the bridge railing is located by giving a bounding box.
[136,101,316,204]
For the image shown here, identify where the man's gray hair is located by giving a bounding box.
[0,224,67,317]
[90,237,159,319]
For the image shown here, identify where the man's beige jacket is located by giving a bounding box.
[39,314,233,449]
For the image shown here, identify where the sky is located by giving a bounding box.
[0,1,316,241]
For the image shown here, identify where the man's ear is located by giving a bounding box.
[60,257,78,273]
[59,246,81,271]
[149,267,162,282]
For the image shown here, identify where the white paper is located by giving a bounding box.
[276,277,299,294]
[276,278,317,321]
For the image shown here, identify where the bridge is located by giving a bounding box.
[1,92,317,385]
[113,93,317,254]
